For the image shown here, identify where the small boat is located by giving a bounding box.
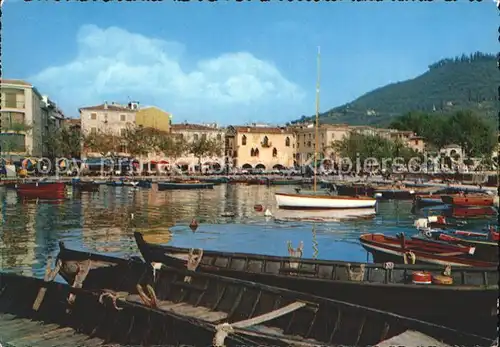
[73,181,100,192]
[122,180,139,187]
[157,181,214,190]
[414,216,467,230]
[106,180,124,186]
[414,194,444,208]
[359,233,496,267]
[199,177,228,184]
[416,228,499,263]
[374,188,415,200]
[55,243,495,345]
[275,192,377,209]
[444,206,498,219]
[0,272,262,347]
[137,179,153,188]
[268,178,304,186]
[441,194,494,207]
[16,181,66,198]
[133,232,498,337]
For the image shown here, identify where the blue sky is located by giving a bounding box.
[2,1,497,125]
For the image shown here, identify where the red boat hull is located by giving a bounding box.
[16,182,66,198]
[446,206,497,218]
[441,195,494,206]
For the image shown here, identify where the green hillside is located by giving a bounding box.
[293,52,498,126]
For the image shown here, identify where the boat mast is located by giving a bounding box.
[313,46,321,192]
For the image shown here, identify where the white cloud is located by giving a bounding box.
[30,24,305,124]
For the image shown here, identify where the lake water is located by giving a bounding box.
[0,184,490,278]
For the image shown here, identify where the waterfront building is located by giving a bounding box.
[225,124,295,170]
[79,101,138,157]
[170,123,225,171]
[135,106,172,133]
[0,79,66,160]
[292,123,350,167]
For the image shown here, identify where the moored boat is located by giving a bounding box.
[359,233,496,267]
[0,272,263,347]
[275,192,377,209]
[444,206,498,219]
[441,194,494,207]
[157,181,215,190]
[415,228,499,263]
[414,194,444,208]
[55,244,495,345]
[16,181,66,198]
[73,181,100,192]
[374,188,416,200]
[133,232,498,337]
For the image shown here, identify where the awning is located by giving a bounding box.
[150,160,169,165]
[22,158,36,169]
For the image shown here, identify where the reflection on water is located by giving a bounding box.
[1,184,431,278]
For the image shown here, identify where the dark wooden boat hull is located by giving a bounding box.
[56,245,494,346]
[375,189,415,200]
[0,272,263,347]
[133,233,498,338]
[157,182,215,190]
[414,195,444,208]
[74,182,100,192]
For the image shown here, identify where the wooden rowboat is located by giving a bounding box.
[16,181,66,199]
[275,192,377,209]
[133,232,498,337]
[416,229,499,263]
[54,244,495,346]
[0,272,265,347]
[413,194,444,208]
[441,194,494,207]
[359,233,497,268]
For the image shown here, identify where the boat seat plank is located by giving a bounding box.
[376,330,451,347]
[231,301,306,328]
[126,295,229,323]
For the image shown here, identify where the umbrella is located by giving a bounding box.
[22,158,36,169]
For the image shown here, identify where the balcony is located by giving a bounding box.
[1,100,25,109]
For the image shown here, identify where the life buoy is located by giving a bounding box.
[412,271,432,284]
[432,275,453,285]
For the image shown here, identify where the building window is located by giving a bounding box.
[254,148,259,157]
[262,136,269,147]
[91,113,97,120]
[120,144,127,153]
[250,148,255,156]
[217,134,222,141]
[90,127,97,134]
[120,128,126,136]
[193,134,199,141]
[285,137,290,147]
[415,140,419,145]
[242,135,247,146]
[272,148,278,157]
[201,134,207,141]
[120,114,126,121]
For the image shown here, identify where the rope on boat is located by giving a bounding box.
[67,259,91,305]
[403,251,416,265]
[136,284,158,308]
[184,248,203,283]
[213,301,307,347]
[346,263,366,281]
[99,291,126,311]
[33,257,62,311]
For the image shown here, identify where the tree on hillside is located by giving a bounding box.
[390,110,496,157]
[188,137,224,173]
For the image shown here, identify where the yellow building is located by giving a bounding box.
[226,125,295,170]
[135,106,172,133]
